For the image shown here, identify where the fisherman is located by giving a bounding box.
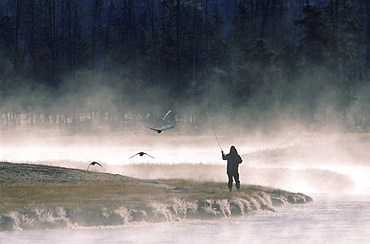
[222,146,243,191]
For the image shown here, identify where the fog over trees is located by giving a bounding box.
[0,0,370,133]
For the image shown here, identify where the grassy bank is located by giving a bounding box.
[0,161,169,212]
[0,162,312,230]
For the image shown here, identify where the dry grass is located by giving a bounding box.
[0,162,173,212]
[0,181,169,212]
[158,178,288,202]
[0,162,307,214]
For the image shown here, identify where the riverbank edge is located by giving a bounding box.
[0,162,313,231]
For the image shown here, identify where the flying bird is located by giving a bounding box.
[129,152,155,159]
[145,109,175,133]
[87,161,103,171]
[147,124,175,133]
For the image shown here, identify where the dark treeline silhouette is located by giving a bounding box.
[0,0,369,133]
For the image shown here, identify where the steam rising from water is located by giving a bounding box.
[1,130,369,194]
[1,47,369,196]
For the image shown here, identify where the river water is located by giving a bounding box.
[1,192,369,244]
[1,133,370,243]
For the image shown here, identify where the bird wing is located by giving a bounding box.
[162,110,172,120]
[161,124,175,131]
[87,162,103,171]
[129,153,139,159]
[145,153,155,159]
[147,127,159,132]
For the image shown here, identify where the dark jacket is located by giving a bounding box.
[222,148,243,173]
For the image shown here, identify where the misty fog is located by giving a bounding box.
[1,69,370,196]
[1,109,369,195]
[1,0,370,197]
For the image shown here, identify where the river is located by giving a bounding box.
[1,192,369,244]
[1,133,370,243]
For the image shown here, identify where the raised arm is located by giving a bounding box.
[222,151,227,160]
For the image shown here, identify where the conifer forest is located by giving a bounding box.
[1,0,370,133]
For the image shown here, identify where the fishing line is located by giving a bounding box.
[212,117,223,151]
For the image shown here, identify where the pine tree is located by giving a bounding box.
[229,1,253,65]
[207,7,227,68]
[293,4,329,68]
[0,16,17,79]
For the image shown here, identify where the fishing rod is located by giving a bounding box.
[212,117,223,152]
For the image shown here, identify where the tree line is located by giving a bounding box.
[0,0,370,132]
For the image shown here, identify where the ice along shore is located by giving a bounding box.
[0,161,312,231]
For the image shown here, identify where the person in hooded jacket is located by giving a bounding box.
[222,146,243,191]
